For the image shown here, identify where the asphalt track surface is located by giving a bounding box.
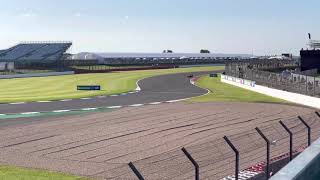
[0,71,212,114]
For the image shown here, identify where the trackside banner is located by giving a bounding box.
[221,74,256,87]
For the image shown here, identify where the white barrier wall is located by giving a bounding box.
[271,137,320,180]
[0,71,75,79]
[221,75,320,109]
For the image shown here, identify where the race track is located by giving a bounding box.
[0,70,318,180]
[0,102,316,180]
[0,71,211,114]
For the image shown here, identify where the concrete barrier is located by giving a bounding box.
[271,137,320,180]
[0,71,75,79]
[221,74,320,109]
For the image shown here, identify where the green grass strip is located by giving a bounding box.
[0,66,224,103]
[0,165,92,180]
[189,74,288,103]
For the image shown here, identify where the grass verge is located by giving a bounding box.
[0,66,224,103]
[0,165,92,180]
[189,75,288,103]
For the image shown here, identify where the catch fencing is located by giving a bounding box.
[225,64,320,97]
[103,112,320,180]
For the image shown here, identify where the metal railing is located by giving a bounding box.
[225,64,320,97]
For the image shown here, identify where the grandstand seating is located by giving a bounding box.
[71,52,246,65]
[0,41,248,65]
[0,42,72,63]
[101,56,233,65]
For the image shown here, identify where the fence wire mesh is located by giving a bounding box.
[104,112,320,180]
[225,62,320,97]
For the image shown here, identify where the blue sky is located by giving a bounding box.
[0,0,319,55]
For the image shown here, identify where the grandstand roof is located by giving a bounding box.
[0,42,72,63]
[91,52,252,59]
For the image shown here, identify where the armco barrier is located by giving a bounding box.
[0,71,74,79]
[221,74,320,109]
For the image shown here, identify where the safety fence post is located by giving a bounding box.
[224,136,239,180]
[279,121,293,161]
[182,147,199,180]
[256,127,270,180]
[128,162,145,180]
[298,116,311,146]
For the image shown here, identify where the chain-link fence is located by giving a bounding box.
[225,62,320,97]
[103,112,320,180]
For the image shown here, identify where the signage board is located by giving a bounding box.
[77,85,101,91]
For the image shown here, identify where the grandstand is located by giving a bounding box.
[0,41,252,70]
[69,52,251,66]
[98,53,250,65]
[0,42,72,63]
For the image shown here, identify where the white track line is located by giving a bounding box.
[60,99,72,102]
[81,108,98,111]
[223,170,259,180]
[80,98,91,100]
[136,79,142,91]
[186,76,211,98]
[166,100,183,103]
[107,106,122,109]
[3,74,211,116]
[129,104,144,107]
[159,76,211,103]
[9,102,26,105]
[37,101,52,103]
[149,102,162,105]
[20,112,40,115]
[52,110,71,113]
